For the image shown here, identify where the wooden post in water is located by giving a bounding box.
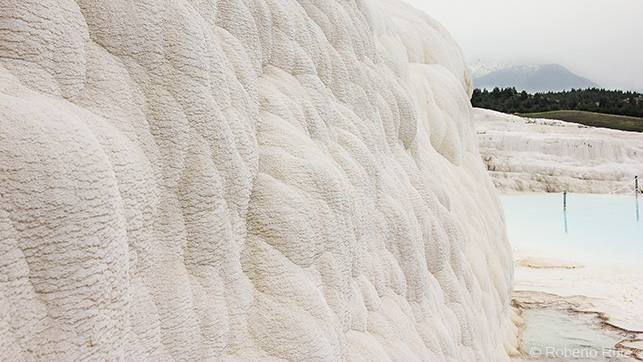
[636,176,640,222]
[563,190,568,233]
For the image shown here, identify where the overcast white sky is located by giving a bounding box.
[404,0,643,92]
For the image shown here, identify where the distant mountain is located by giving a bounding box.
[468,61,508,78]
[470,63,599,93]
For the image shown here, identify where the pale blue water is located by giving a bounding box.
[501,193,642,264]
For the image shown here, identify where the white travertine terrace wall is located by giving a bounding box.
[0,0,516,360]
[476,108,643,194]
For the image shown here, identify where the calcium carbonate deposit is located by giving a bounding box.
[476,108,643,194]
[0,0,517,360]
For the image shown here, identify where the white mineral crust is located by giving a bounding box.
[0,0,517,360]
[475,108,643,194]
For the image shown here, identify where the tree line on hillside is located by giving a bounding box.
[471,87,643,117]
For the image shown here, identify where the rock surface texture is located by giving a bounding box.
[0,0,516,360]
[475,108,643,194]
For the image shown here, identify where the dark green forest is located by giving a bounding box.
[471,87,643,117]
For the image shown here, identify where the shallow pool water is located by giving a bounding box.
[521,308,633,361]
[501,193,642,265]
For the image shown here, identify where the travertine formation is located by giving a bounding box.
[0,0,516,360]
[475,108,643,194]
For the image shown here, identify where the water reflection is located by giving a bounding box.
[637,176,640,222]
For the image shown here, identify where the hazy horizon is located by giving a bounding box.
[404,0,643,92]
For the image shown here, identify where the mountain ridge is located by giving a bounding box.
[471,63,599,93]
